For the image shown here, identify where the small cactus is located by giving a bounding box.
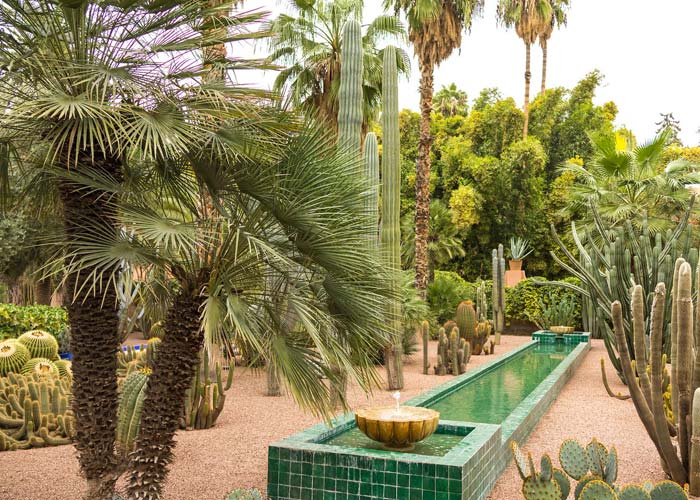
[456,301,476,343]
[434,328,448,376]
[182,351,234,430]
[421,320,429,375]
[0,340,30,376]
[21,358,59,377]
[17,330,59,360]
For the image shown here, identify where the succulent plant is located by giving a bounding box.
[456,300,476,344]
[509,237,533,260]
[21,357,59,377]
[116,370,149,453]
[181,352,233,430]
[0,372,74,451]
[54,360,72,378]
[492,244,505,344]
[17,330,59,360]
[0,339,30,376]
[225,489,264,500]
[513,438,689,500]
[476,281,488,322]
[421,320,429,375]
[472,321,492,355]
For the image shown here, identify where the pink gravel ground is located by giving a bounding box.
[0,336,666,499]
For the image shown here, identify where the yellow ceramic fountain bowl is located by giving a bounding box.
[550,326,575,335]
[355,406,440,450]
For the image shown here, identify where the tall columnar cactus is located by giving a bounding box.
[476,281,488,322]
[421,320,429,375]
[435,327,467,376]
[182,352,234,430]
[116,370,149,453]
[337,19,363,154]
[456,301,477,344]
[0,372,74,451]
[473,321,492,355]
[364,132,380,247]
[492,244,505,344]
[381,44,403,391]
[549,203,697,376]
[611,260,700,493]
[434,328,448,376]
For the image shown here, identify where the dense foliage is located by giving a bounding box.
[0,304,68,341]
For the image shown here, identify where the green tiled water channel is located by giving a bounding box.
[268,333,590,500]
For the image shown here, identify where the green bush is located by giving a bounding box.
[0,304,69,345]
[505,277,582,329]
[427,271,478,326]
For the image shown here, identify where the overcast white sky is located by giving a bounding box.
[237,1,700,145]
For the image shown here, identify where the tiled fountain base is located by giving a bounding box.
[268,333,590,500]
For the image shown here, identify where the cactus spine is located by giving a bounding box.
[0,372,74,451]
[381,44,403,391]
[611,260,700,492]
[492,244,505,344]
[337,19,363,154]
[421,320,429,375]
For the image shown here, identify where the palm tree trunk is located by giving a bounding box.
[523,42,532,138]
[126,281,206,499]
[34,277,52,305]
[59,151,122,500]
[414,59,434,299]
[540,38,548,94]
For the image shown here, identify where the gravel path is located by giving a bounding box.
[0,336,666,499]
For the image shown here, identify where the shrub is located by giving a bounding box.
[0,304,69,346]
[225,489,264,500]
[427,271,477,326]
[505,277,582,329]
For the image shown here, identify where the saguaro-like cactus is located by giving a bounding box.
[492,244,505,344]
[421,320,429,375]
[381,44,403,391]
[434,328,448,376]
[364,132,380,247]
[611,260,700,493]
[476,281,488,322]
[182,353,234,430]
[337,19,363,154]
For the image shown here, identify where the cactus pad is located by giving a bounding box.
[0,340,30,376]
[604,445,618,484]
[54,360,72,378]
[574,474,603,499]
[540,453,553,482]
[552,468,570,499]
[21,358,59,377]
[560,439,589,480]
[521,476,562,500]
[579,480,616,500]
[585,438,608,477]
[511,441,529,480]
[618,485,652,500]
[649,481,689,500]
[17,330,58,360]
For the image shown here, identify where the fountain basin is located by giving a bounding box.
[355,406,439,451]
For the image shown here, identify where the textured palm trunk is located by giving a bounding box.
[267,362,281,397]
[126,282,206,499]
[540,38,548,94]
[34,278,52,305]
[414,60,434,299]
[59,151,122,500]
[523,42,532,138]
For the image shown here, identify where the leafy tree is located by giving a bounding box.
[472,87,503,111]
[465,97,524,157]
[538,0,569,93]
[560,129,700,233]
[497,0,552,137]
[448,184,481,230]
[385,0,484,298]
[267,0,408,137]
[433,83,469,116]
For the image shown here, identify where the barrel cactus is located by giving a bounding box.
[54,360,72,378]
[0,340,30,376]
[21,358,59,377]
[456,300,476,343]
[17,330,59,360]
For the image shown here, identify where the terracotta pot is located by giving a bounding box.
[509,259,523,271]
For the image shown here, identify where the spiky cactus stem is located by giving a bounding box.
[492,244,505,344]
[364,132,379,248]
[421,320,429,375]
[337,19,363,154]
[690,388,700,495]
[381,45,403,391]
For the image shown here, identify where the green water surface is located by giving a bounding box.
[323,343,574,455]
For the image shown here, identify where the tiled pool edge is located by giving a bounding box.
[267,333,590,500]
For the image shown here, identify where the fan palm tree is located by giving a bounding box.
[497,0,553,138]
[538,0,569,93]
[59,117,393,498]
[433,83,469,116]
[384,0,483,298]
[268,0,409,138]
[560,129,700,233]
[0,1,275,497]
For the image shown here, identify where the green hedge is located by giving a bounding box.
[0,304,69,343]
[427,273,582,330]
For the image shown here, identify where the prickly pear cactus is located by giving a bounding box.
[0,340,30,376]
[649,481,689,500]
[521,475,562,500]
[559,439,589,480]
[579,480,616,500]
[586,438,608,476]
[17,330,59,360]
[618,485,652,500]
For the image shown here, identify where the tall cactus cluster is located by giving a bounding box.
[0,372,74,451]
[611,259,700,494]
[181,353,233,430]
[512,438,689,500]
[492,244,505,345]
[434,327,470,376]
[476,281,488,322]
[549,203,697,376]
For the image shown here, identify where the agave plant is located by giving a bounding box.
[509,236,533,260]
